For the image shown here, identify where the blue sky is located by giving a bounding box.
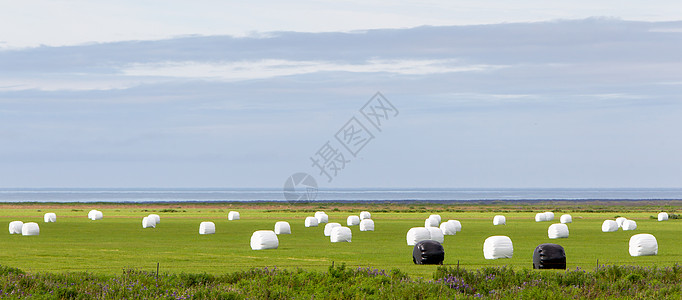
[1,2,681,188]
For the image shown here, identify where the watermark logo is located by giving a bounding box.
[283,172,318,202]
[283,92,399,201]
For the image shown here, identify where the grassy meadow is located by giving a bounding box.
[0,201,679,279]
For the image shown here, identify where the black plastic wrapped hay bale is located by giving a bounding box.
[532,243,566,269]
[412,240,444,265]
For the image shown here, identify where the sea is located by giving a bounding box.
[0,188,681,203]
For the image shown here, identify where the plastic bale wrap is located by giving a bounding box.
[629,234,658,256]
[315,213,329,224]
[250,230,279,250]
[21,222,40,236]
[548,223,569,239]
[88,210,103,220]
[9,221,23,234]
[622,220,637,231]
[616,217,628,228]
[535,213,547,222]
[228,211,240,220]
[658,212,668,221]
[440,221,457,235]
[314,211,326,219]
[142,217,156,228]
[148,214,160,224]
[425,216,439,227]
[533,243,566,269]
[305,216,319,227]
[406,227,431,246]
[560,214,572,224]
[199,222,215,235]
[493,215,506,225]
[601,220,618,232]
[359,211,371,220]
[324,223,341,236]
[44,213,57,223]
[412,240,444,265]
[447,220,462,232]
[274,221,291,235]
[426,227,444,243]
[429,214,442,224]
[346,215,360,226]
[483,236,513,259]
[544,212,555,221]
[359,219,374,231]
[330,226,352,243]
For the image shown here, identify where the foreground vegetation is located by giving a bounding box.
[1,263,681,299]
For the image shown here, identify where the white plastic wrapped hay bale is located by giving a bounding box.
[9,221,23,234]
[493,215,506,225]
[199,222,215,234]
[560,214,572,224]
[324,223,341,236]
[44,213,57,223]
[346,215,360,226]
[447,220,462,232]
[359,219,374,231]
[22,222,40,236]
[330,226,352,243]
[406,227,430,246]
[658,212,668,221]
[305,216,319,227]
[142,217,156,228]
[548,223,569,239]
[622,220,637,231]
[440,221,457,235]
[616,217,628,228]
[483,236,513,259]
[629,234,658,256]
[544,212,555,221]
[315,213,329,224]
[228,211,240,220]
[425,216,439,227]
[148,214,160,224]
[250,230,279,250]
[359,211,371,220]
[535,213,547,222]
[88,210,103,220]
[602,220,618,232]
[314,211,326,218]
[429,214,442,224]
[274,221,291,235]
[426,227,444,243]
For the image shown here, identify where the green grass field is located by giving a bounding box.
[0,203,679,278]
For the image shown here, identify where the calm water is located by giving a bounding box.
[0,188,681,202]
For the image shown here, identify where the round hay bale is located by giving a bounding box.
[274,221,291,235]
[228,211,240,220]
[601,220,618,232]
[429,214,442,224]
[315,213,329,224]
[148,214,160,224]
[142,217,156,228]
[359,211,371,220]
[9,221,23,234]
[629,234,657,256]
[88,210,103,220]
[658,212,668,221]
[440,221,457,235]
[251,230,279,250]
[22,222,40,236]
[346,215,360,226]
[199,222,215,235]
[426,227,444,243]
[559,214,572,224]
[330,226,352,243]
[544,212,555,221]
[622,220,637,231]
[483,236,513,259]
[447,220,462,232]
[44,213,57,223]
[305,216,319,227]
[616,217,628,228]
[493,215,506,226]
[425,216,439,227]
[406,227,430,246]
[324,223,341,236]
[535,213,548,222]
[359,219,374,231]
[548,223,569,239]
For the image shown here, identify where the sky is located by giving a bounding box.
[1,1,682,189]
